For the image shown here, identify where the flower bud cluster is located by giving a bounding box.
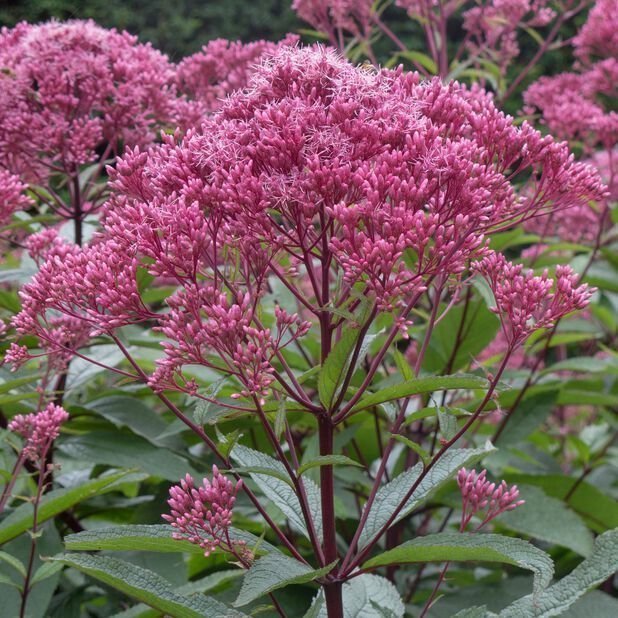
[474,252,593,346]
[457,467,525,531]
[162,467,245,558]
[8,403,69,462]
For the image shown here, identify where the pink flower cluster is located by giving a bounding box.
[457,467,525,531]
[573,0,618,60]
[0,20,177,186]
[463,1,555,74]
[0,169,33,226]
[474,252,593,346]
[176,36,298,124]
[8,403,69,462]
[11,46,604,399]
[292,1,373,40]
[163,467,244,557]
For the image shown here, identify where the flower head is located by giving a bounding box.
[8,403,69,462]
[457,467,525,531]
[474,252,593,346]
[162,467,245,558]
[0,169,33,226]
[0,20,177,185]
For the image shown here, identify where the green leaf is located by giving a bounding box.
[364,532,554,596]
[422,300,500,374]
[110,570,245,618]
[0,470,142,546]
[30,561,64,585]
[390,434,430,465]
[308,574,405,618]
[318,329,359,408]
[437,407,458,441]
[495,390,558,446]
[193,377,229,425]
[232,466,295,487]
[64,524,276,556]
[297,455,362,476]
[231,445,322,539]
[358,442,495,548]
[503,473,618,533]
[57,431,197,481]
[51,553,247,618]
[350,375,489,413]
[391,50,438,74]
[499,529,618,617]
[497,486,594,557]
[0,550,26,576]
[234,552,335,607]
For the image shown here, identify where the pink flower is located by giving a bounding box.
[574,0,618,61]
[176,36,298,124]
[162,467,245,557]
[457,467,525,531]
[13,46,604,401]
[0,169,33,226]
[8,403,69,462]
[293,1,373,39]
[474,252,593,346]
[0,20,177,185]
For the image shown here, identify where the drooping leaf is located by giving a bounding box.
[234,552,335,607]
[499,529,618,617]
[51,553,247,618]
[364,532,554,596]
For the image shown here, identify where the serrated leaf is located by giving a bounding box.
[51,553,247,617]
[364,532,554,596]
[231,445,322,539]
[350,375,489,413]
[297,455,362,476]
[499,529,618,617]
[111,570,245,618]
[193,377,229,425]
[64,524,276,556]
[438,407,458,441]
[358,442,495,548]
[234,553,335,607]
[0,470,142,546]
[498,486,594,557]
[309,574,405,617]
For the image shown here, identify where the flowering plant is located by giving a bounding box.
[0,5,617,618]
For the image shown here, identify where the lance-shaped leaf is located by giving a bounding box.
[358,442,495,548]
[498,529,618,617]
[231,445,322,539]
[0,470,144,546]
[50,553,248,618]
[364,532,554,597]
[64,524,276,555]
[234,553,336,607]
[350,375,490,413]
